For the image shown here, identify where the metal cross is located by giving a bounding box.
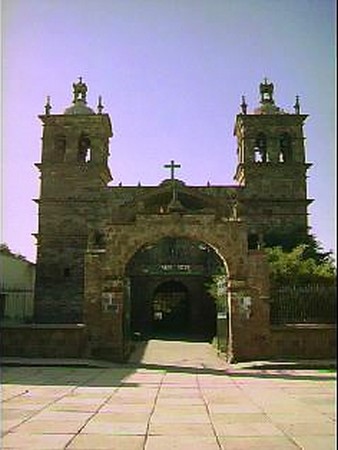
[164,160,181,181]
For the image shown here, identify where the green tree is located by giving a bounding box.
[266,244,336,286]
[205,274,228,311]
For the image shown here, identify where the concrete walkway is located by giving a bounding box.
[1,339,336,449]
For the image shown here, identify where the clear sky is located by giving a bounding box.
[1,0,336,263]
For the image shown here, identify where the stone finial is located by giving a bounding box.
[72,77,88,104]
[44,96,52,115]
[240,95,247,114]
[260,78,274,104]
[293,95,300,114]
[97,95,104,114]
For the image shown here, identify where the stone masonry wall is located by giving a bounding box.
[0,324,86,358]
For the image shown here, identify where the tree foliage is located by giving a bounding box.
[264,227,333,262]
[205,274,228,311]
[266,244,336,286]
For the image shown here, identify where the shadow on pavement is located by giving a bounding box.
[1,337,335,386]
[124,361,336,381]
[1,361,335,389]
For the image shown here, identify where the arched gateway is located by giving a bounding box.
[32,79,311,362]
[126,237,225,340]
[83,212,270,361]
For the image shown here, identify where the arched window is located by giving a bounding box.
[78,134,91,162]
[253,133,268,162]
[279,133,292,163]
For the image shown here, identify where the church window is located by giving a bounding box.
[254,133,268,162]
[78,134,92,162]
[279,133,292,163]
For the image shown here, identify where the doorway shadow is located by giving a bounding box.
[148,333,213,343]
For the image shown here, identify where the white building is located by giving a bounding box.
[0,244,35,322]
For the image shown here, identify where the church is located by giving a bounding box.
[32,78,312,361]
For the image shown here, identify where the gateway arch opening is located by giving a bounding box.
[152,281,189,335]
[126,237,227,341]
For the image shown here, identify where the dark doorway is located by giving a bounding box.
[152,281,189,335]
[126,237,226,341]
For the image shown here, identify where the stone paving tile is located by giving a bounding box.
[81,420,148,435]
[89,412,149,422]
[145,435,220,450]
[266,411,332,424]
[3,399,53,411]
[219,436,300,449]
[210,412,270,424]
[154,404,207,413]
[1,387,31,401]
[2,432,73,449]
[105,397,155,405]
[11,419,85,434]
[99,403,154,413]
[54,395,109,405]
[2,419,27,435]
[66,434,145,450]
[148,422,215,436]
[213,421,284,437]
[151,412,210,423]
[204,396,249,404]
[292,435,337,450]
[47,403,101,412]
[207,403,263,413]
[72,385,117,393]
[2,409,35,421]
[311,403,336,417]
[31,410,93,422]
[123,372,165,384]
[155,396,205,405]
[276,421,336,437]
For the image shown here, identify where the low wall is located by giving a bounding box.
[271,324,336,359]
[0,324,87,358]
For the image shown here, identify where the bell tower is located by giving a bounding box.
[34,79,113,322]
[37,78,113,196]
[234,79,312,246]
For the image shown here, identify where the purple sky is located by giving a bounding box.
[2,0,336,263]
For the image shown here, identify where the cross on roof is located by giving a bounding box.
[164,160,181,181]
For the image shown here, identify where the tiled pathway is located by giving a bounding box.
[1,340,336,449]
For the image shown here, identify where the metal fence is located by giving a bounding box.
[270,284,336,325]
[0,285,34,323]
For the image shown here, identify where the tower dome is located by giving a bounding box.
[64,101,95,115]
[64,77,95,115]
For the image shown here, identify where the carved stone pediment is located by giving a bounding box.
[120,181,233,217]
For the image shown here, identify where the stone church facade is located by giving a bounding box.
[32,78,311,361]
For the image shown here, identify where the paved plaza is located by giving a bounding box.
[1,339,336,449]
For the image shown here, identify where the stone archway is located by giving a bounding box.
[125,236,223,340]
[84,212,271,362]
